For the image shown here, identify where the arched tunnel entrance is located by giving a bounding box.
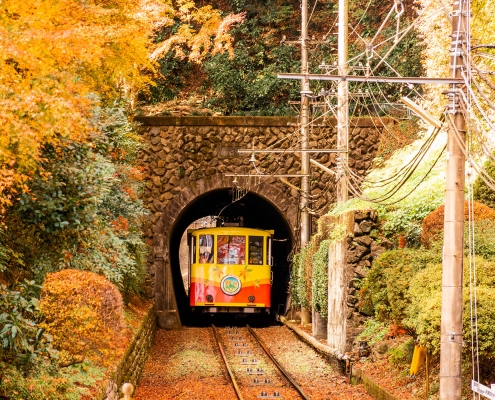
[169,188,294,325]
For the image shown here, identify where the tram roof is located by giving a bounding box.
[187,226,274,236]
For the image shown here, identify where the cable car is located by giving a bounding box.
[188,226,274,313]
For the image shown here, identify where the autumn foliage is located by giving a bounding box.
[0,0,243,209]
[420,200,495,247]
[40,269,126,367]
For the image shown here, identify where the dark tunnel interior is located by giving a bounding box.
[168,188,294,325]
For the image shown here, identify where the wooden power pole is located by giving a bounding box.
[337,0,349,203]
[299,0,311,325]
[300,0,310,248]
[439,0,468,397]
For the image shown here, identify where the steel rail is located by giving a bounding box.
[211,325,244,400]
[247,325,311,400]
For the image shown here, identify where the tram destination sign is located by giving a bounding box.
[472,381,495,400]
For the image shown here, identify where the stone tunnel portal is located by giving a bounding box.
[169,188,294,324]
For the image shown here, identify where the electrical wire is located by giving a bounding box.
[344,141,446,205]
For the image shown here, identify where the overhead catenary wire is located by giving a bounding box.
[347,120,442,188]
[343,141,446,205]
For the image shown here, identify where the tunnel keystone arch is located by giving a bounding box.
[152,174,298,329]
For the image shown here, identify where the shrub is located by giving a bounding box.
[420,200,495,247]
[0,361,105,400]
[356,319,389,347]
[405,258,495,373]
[360,248,441,323]
[40,270,126,367]
[473,156,495,209]
[469,218,495,260]
[0,280,47,370]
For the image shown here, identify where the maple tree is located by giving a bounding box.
[0,0,243,209]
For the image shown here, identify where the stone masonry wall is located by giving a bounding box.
[325,210,393,353]
[136,116,390,243]
[345,210,393,351]
[100,303,156,400]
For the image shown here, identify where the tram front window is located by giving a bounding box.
[248,236,263,265]
[199,234,214,263]
[217,235,245,264]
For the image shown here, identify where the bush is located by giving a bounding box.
[469,218,495,260]
[404,258,495,373]
[360,248,441,323]
[0,280,46,369]
[421,200,495,247]
[473,156,495,209]
[40,270,125,367]
[0,361,105,400]
[356,319,389,347]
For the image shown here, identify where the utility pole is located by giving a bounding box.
[300,0,311,248]
[336,0,349,202]
[299,0,311,326]
[440,0,468,397]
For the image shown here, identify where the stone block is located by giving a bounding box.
[154,168,166,176]
[355,264,370,278]
[354,235,372,247]
[359,220,373,234]
[370,241,386,258]
[347,245,369,263]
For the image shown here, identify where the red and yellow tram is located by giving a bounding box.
[188,226,273,313]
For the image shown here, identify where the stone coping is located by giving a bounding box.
[280,316,349,361]
[279,316,400,400]
[96,301,156,400]
[134,116,396,127]
[350,366,401,400]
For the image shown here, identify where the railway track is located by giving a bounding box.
[212,325,310,400]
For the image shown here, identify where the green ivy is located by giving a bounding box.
[312,239,331,318]
[290,243,313,309]
[291,232,345,316]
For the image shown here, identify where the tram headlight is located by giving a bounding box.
[248,295,255,303]
[206,294,214,303]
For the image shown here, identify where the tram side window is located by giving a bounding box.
[267,237,272,266]
[217,235,245,264]
[248,236,263,265]
[190,235,196,264]
[199,235,214,263]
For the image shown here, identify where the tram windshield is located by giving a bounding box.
[248,236,263,265]
[217,235,246,264]
[198,234,214,263]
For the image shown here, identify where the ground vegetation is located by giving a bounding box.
[358,201,495,394]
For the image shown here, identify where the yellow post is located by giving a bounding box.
[425,351,430,398]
